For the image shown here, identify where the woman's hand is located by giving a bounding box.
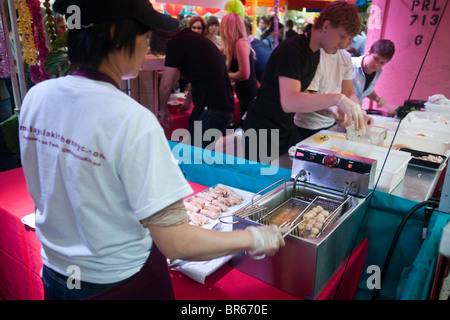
[158,108,173,128]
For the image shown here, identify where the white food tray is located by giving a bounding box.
[296,129,347,148]
[403,111,450,127]
[379,121,450,144]
[185,184,255,229]
[174,184,255,283]
[319,138,412,193]
[425,102,450,113]
[384,130,450,155]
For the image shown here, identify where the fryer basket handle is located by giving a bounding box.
[251,179,287,206]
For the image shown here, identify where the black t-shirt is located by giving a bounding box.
[244,32,320,156]
[230,50,257,91]
[230,50,258,116]
[364,71,376,91]
[165,29,234,114]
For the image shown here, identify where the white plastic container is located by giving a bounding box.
[425,102,450,113]
[403,110,450,125]
[379,121,450,144]
[319,138,411,193]
[346,125,388,146]
[384,130,450,155]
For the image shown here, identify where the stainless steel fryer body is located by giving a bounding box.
[231,179,368,299]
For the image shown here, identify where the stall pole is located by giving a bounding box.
[273,0,279,47]
[1,0,27,111]
[439,167,450,214]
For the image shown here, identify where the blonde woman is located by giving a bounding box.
[220,13,258,123]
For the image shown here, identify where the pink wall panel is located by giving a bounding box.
[364,0,450,112]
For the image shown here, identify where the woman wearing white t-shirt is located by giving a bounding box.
[18,0,284,300]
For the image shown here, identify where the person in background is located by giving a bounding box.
[352,39,395,109]
[180,15,192,29]
[243,1,365,161]
[285,19,298,38]
[220,13,258,124]
[0,4,18,172]
[19,0,285,300]
[347,24,366,57]
[256,16,268,39]
[181,15,211,116]
[54,14,67,39]
[0,78,17,172]
[244,18,271,84]
[154,27,235,149]
[294,48,373,141]
[187,16,206,36]
[205,15,223,51]
[261,22,284,51]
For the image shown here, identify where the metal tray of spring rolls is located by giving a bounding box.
[184,184,252,229]
[400,147,447,170]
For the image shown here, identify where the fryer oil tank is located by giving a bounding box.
[232,145,376,299]
[232,181,369,299]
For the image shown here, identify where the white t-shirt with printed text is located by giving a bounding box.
[19,75,193,284]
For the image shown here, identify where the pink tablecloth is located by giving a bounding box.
[0,168,367,300]
[160,106,193,141]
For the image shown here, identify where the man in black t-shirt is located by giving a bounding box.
[244,1,365,162]
[155,28,235,149]
[285,20,298,38]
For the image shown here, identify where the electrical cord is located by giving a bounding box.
[371,199,439,300]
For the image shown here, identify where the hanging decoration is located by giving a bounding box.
[43,0,57,45]
[207,8,221,14]
[27,0,50,83]
[195,6,208,16]
[13,0,50,83]
[165,4,184,17]
[195,6,221,16]
[273,0,279,47]
[152,2,164,12]
[252,0,258,38]
[13,0,37,66]
[0,15,10,78]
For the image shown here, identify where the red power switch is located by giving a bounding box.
[323,154,338,168]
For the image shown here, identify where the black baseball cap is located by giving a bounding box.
[53,0,180,31]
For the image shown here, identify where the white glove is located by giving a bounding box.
[376,96,386,108]
[336,94,365,132]
[247,225,285,257]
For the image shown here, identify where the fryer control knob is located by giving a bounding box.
[323,154,338,168]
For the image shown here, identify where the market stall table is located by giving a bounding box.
[0,167,367,300]
[160,94,240,141]
[160,105,193,141]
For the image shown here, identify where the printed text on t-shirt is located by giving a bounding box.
[20,125,105,166]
